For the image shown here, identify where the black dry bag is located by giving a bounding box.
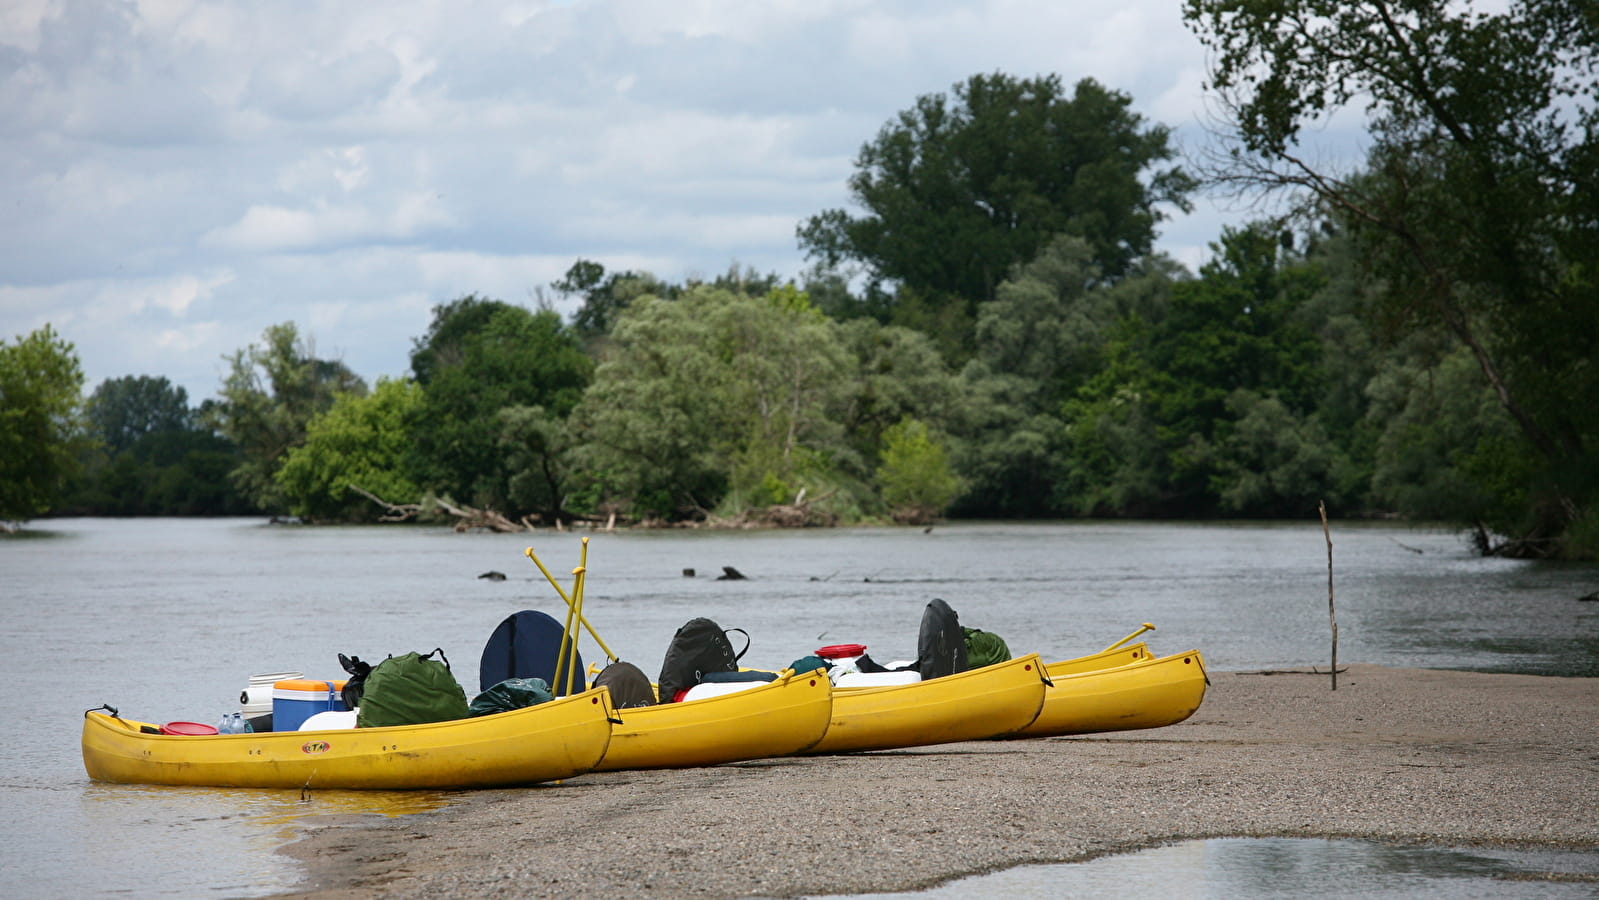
[593,661,658,708]
[916,598,968,681]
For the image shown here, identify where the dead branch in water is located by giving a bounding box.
[348,485,530,533]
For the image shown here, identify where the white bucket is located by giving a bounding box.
[834,670,921,688]
[298,709,358,731]
[681,680,766,702]
[241,671,302,716]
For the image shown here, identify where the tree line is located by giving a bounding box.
[4,1,1594,557]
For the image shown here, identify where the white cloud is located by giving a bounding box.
[155,320,222,353]
[0,0,1272,404]
[141,271,236,316]
[201,192,453,252]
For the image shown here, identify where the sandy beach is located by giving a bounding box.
[274,665,1599,898]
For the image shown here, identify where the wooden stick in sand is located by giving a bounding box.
[1319,500,1338,691]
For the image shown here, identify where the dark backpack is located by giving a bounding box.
[917,598,968,680]
[593,661,658,708]
[355,649,471,728]
[657,618,750,702]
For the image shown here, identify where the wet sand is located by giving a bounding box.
[274,665,1599,899]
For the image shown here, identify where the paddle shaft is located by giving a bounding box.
[553,538,589,694]
[1102,622,1156,653]
[524,544,620,663]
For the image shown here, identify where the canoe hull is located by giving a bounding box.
[811,653,1048,754]
[82,688,616,790]
[596,668,833,771]
[1009,649,1208,738]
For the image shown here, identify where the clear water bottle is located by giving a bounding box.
[234,712,253,733]
[219,713,235,734]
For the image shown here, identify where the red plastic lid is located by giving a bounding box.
[815,643,867,659]
[160,721,219,736]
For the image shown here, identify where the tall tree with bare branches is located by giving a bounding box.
[1184,0,1599,555]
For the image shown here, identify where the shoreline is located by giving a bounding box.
[272,665,1599,899]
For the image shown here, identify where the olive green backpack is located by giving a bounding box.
[963,626,1012,670]
[355,649,470,728]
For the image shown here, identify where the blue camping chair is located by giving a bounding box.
[479,610,587,696]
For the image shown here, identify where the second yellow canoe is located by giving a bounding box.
[810,653,1049,754]
[595,668,833,771]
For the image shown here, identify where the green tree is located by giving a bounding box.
[799,72,1194,343]
[552,260,674,340]
[71,375,242,517]
[572,285,857,521]
[276,378,423,522]
[951,240,1186,516]
[1184,0,1599,554]
[85,375,192,454]
[836,318,965,465]
[877,418,962,524]
[498,405,578,525]
[408,296,592,512]
[203,322,367,512]
[1055,226,1332,517]
[0,325,87,524]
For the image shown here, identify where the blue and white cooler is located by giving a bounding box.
[272,678,348,732]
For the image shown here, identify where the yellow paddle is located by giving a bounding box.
[550,538,590,695]
[524,543,620,664]
[1101,622,1156,653]
[553,565,579,695]
[563,539,590,696]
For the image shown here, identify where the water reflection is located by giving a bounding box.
[67,783,451,897]
[82,782,449,824]
[815,838,1599,899]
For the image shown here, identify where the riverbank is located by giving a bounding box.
[273,665,1599,899]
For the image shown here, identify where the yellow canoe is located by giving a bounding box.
[1007,649,1208,739]
[1046,641,1155,676]
[82,688,617,790]
[595,668,833,771]
[809,653,1049,754]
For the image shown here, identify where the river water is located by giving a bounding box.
[2,517,1595,898]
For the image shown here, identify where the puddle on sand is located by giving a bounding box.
[808,837,1599,899]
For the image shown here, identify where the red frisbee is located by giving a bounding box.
[159,721,219,736]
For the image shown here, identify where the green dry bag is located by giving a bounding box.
[355,648,470,728]
[963,627,1011,669]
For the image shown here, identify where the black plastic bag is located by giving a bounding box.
[338,653,372,709]
[469,677,555,716]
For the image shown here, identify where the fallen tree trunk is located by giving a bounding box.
[348,485,530,533]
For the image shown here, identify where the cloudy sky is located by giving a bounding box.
[2,0,1271,403]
